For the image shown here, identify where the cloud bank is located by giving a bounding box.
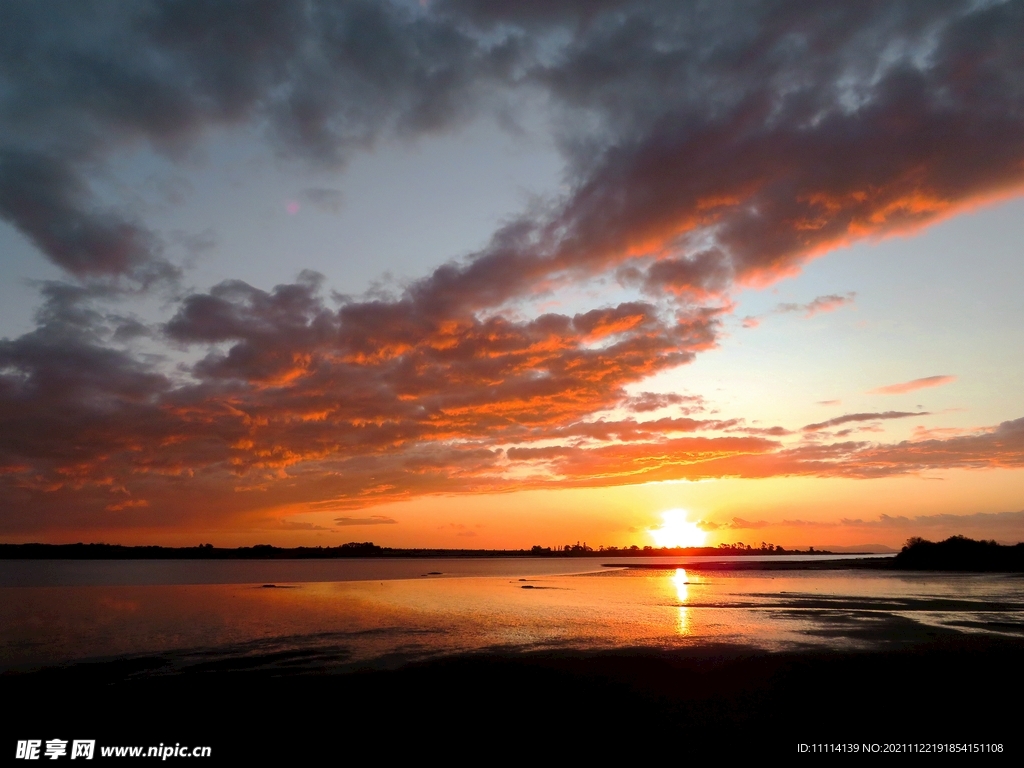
[2,1,1024,536]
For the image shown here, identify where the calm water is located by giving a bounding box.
[2,557,1022,673]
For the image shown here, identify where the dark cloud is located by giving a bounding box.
[6,0,1021,300]
[0,151,177,283]
[333,516,397,526]
[736,426,793,437]
[517,0,1024,302]
[0,0,513,281]
[803,411,929,432]
[2,1,1024,537]
[621,392,704,413]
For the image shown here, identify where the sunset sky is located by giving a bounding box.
[1,0,1023,549]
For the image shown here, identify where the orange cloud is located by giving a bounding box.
[3,2,1024,543]
[868,376,957,395]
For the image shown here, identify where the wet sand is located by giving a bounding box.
[3,634,1020,760]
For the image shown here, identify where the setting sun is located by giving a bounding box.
[649,509,707,548]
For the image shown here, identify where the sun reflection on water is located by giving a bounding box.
[673,568,690,635]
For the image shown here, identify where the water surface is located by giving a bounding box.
[2,557,1021,674]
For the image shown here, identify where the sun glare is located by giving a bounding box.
[649,509,707,548]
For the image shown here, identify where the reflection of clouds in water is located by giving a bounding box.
[5,568,1024,671]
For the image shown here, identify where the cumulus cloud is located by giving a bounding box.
[2,1,1024,536]
[4,0,1023,298]
[0,0,507,282]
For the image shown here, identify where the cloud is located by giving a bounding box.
[621,392,705,413]
[736,426,792,437]
[105,499,150,512]
[333,516,398,526]
[0,151,178,284]
[5,0,1023,301]
[868,375,957,395]
[698,517,770,531]
[0,0,507,282]
[3,2,1024,538]
[742,292,855,328]
[769,510,1024,543]
[499,0,1024,310]
[775,293,856,318]
[838,510,1024,531]
[802,411,929,432]
[299,188,345,214]
[275,520,332,531]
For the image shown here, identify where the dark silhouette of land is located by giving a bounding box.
[0,541,833,559]
[3,635,1020,759]
[3,536,1021,574]
[611,536,1024,573]
[0,541,387,560]
[893,535,1024,571]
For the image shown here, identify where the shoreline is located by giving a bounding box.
[0,544,876,560]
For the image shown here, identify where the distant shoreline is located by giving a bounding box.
[3,535,1020,571]
[0,542,851,560]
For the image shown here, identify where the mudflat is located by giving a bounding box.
[3,634,1020,759]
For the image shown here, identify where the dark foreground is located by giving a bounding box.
[3,635,1020,760]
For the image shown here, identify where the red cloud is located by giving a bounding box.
[868,376,957,395]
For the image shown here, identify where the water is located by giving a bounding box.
[2,557,1022,674]
[0,554,890,587]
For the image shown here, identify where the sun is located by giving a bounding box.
[649,509,707,548]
